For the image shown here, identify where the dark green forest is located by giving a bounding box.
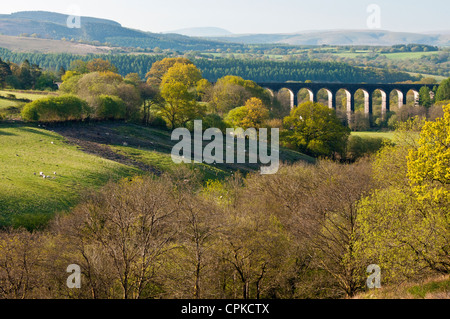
[0,48,419,83]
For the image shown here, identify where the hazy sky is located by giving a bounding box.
[1,0,449,34]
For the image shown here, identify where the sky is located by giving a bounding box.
[1,0,449,34]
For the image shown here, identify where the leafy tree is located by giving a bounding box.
[206,75,271,115]
[407,104,450,207]
[35,71,58,91]
[282,102,350,158]
[419,86,432,108]
[435,78,450,102]
[225,97,269,129]
[0,58,12,87]
[69,60,89,74]
[357,112,449,283]
[146,57,193,88]
[159,63,205,129]
[87,58,118,73]
[95,95,127,120]
[124,73,142,86]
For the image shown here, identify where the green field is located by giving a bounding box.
[0,122,314,229]
[0,89,58,101]
[351,131,395,140]
[0,123,142,229]
[334,50,439,60]
[0,98,20,109]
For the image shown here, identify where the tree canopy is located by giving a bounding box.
[282,102,350,157]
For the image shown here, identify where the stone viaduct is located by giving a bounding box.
[257,82,427,119]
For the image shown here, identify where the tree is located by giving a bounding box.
[282,102,350,158]
[95,95,127,120]
[146,57,193,88]
[69,60,89,74]
[124,73,142,86]
[357,113,449,284]
[58,66,66,80]
[35,71,58,91]
[419,86,432,108]
[225,97,270,129]
[54,176,179,299]
[87,58,118,73]
[0,58,12,88]
[206,75,271,115]
[435,78,450,102]
[159,63,205,129]
[0,229,44,299]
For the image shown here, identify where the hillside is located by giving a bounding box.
[166,27,233,37]
[0,121,314,229]
[0,11,237,52]
[0,34,115,54]
[1,11,448,54]
[209,30,450,46]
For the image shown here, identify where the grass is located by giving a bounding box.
[0,123,141,229]
[333,51,439,61]
[112,146,231,181]
[0,98,21,109]
[0,89,58,101]
[351,131,395,140]
[355,275,450,299]
[0,121,314,229]
[110,123,315,181]
[381,51,440,60]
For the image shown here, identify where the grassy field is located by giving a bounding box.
[0,98,20,109]
[0,89,58,101]
[0,122,314,229]
[334,50,439,60]
[351,131,395,140]
[0,123,142,229]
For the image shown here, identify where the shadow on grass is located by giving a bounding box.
[0,129,16,136]
[15,126,61,139]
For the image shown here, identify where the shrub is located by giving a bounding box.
[95,95,126,120]
[201,113,227,132]
[21,95,90,122]
[346,135,385,161]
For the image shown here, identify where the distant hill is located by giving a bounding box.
[0,11,236,52]
[166,27,233,37]
[0,11,448,52]
[6,11,121,27]
[208,30,450,46]
[0,34,115,54]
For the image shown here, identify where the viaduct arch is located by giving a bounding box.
[258,82,425,121]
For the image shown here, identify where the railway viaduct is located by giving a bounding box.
[257,82,427,119]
